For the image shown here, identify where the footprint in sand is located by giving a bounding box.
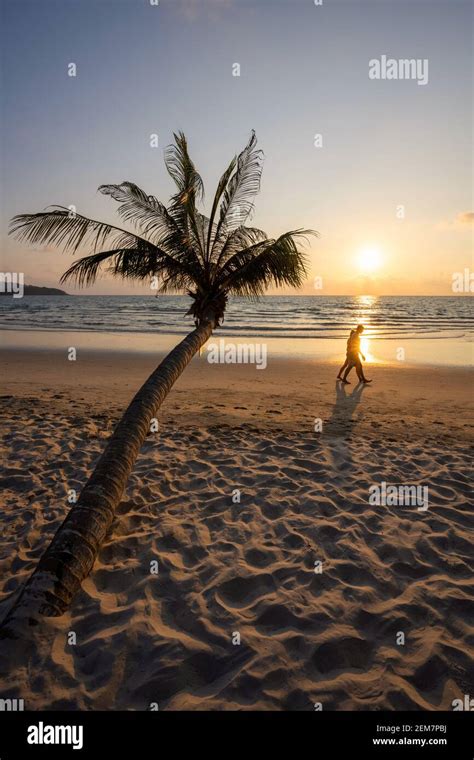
[312,637,374,674]
[216,573,275,609]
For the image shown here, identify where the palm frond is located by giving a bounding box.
[211,225,268,277]
[205,155,237,262]
[164,131,204,200]
[164,132,206,263]
[60,249,135,287]
[217,230,315,296]
[60,241,202,290]
[98,182,180,248]
[211,131,264,258]
[9,207,139,254]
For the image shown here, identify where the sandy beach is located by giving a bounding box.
[0,345,472,710]
[1,0,473,740]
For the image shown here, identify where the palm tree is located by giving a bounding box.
[1,131,315,637]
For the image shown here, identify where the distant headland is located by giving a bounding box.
[0,285,68,296]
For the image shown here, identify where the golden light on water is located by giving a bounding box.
[360,335,375,363]
[352,295,379,362]
[357,294,377,308]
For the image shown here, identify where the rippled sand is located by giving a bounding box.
[0,351,472,710]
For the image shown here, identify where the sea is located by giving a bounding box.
[0,295,472,365]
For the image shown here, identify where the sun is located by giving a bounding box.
[357,247,382,273]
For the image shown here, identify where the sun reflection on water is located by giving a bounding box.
[353,295,385,362]
[354,295,377,327]
[360,335,375,363]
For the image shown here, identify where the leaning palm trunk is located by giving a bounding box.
[4,130,315,640]
[0,318,214,637]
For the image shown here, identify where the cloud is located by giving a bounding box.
[435,211,474,230]
[456,211,474,225]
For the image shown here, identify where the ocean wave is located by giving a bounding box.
[0,295,472,341]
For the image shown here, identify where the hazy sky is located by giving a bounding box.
[1,0,472,295]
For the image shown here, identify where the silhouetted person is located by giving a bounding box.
[337,324,372,384]
[337,329,355,379]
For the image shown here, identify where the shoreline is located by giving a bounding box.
[1,346,472,441]
[0,329,473,367]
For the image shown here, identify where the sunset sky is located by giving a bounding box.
[1,0,472,295]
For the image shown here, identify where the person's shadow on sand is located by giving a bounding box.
[324,381,368,468]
